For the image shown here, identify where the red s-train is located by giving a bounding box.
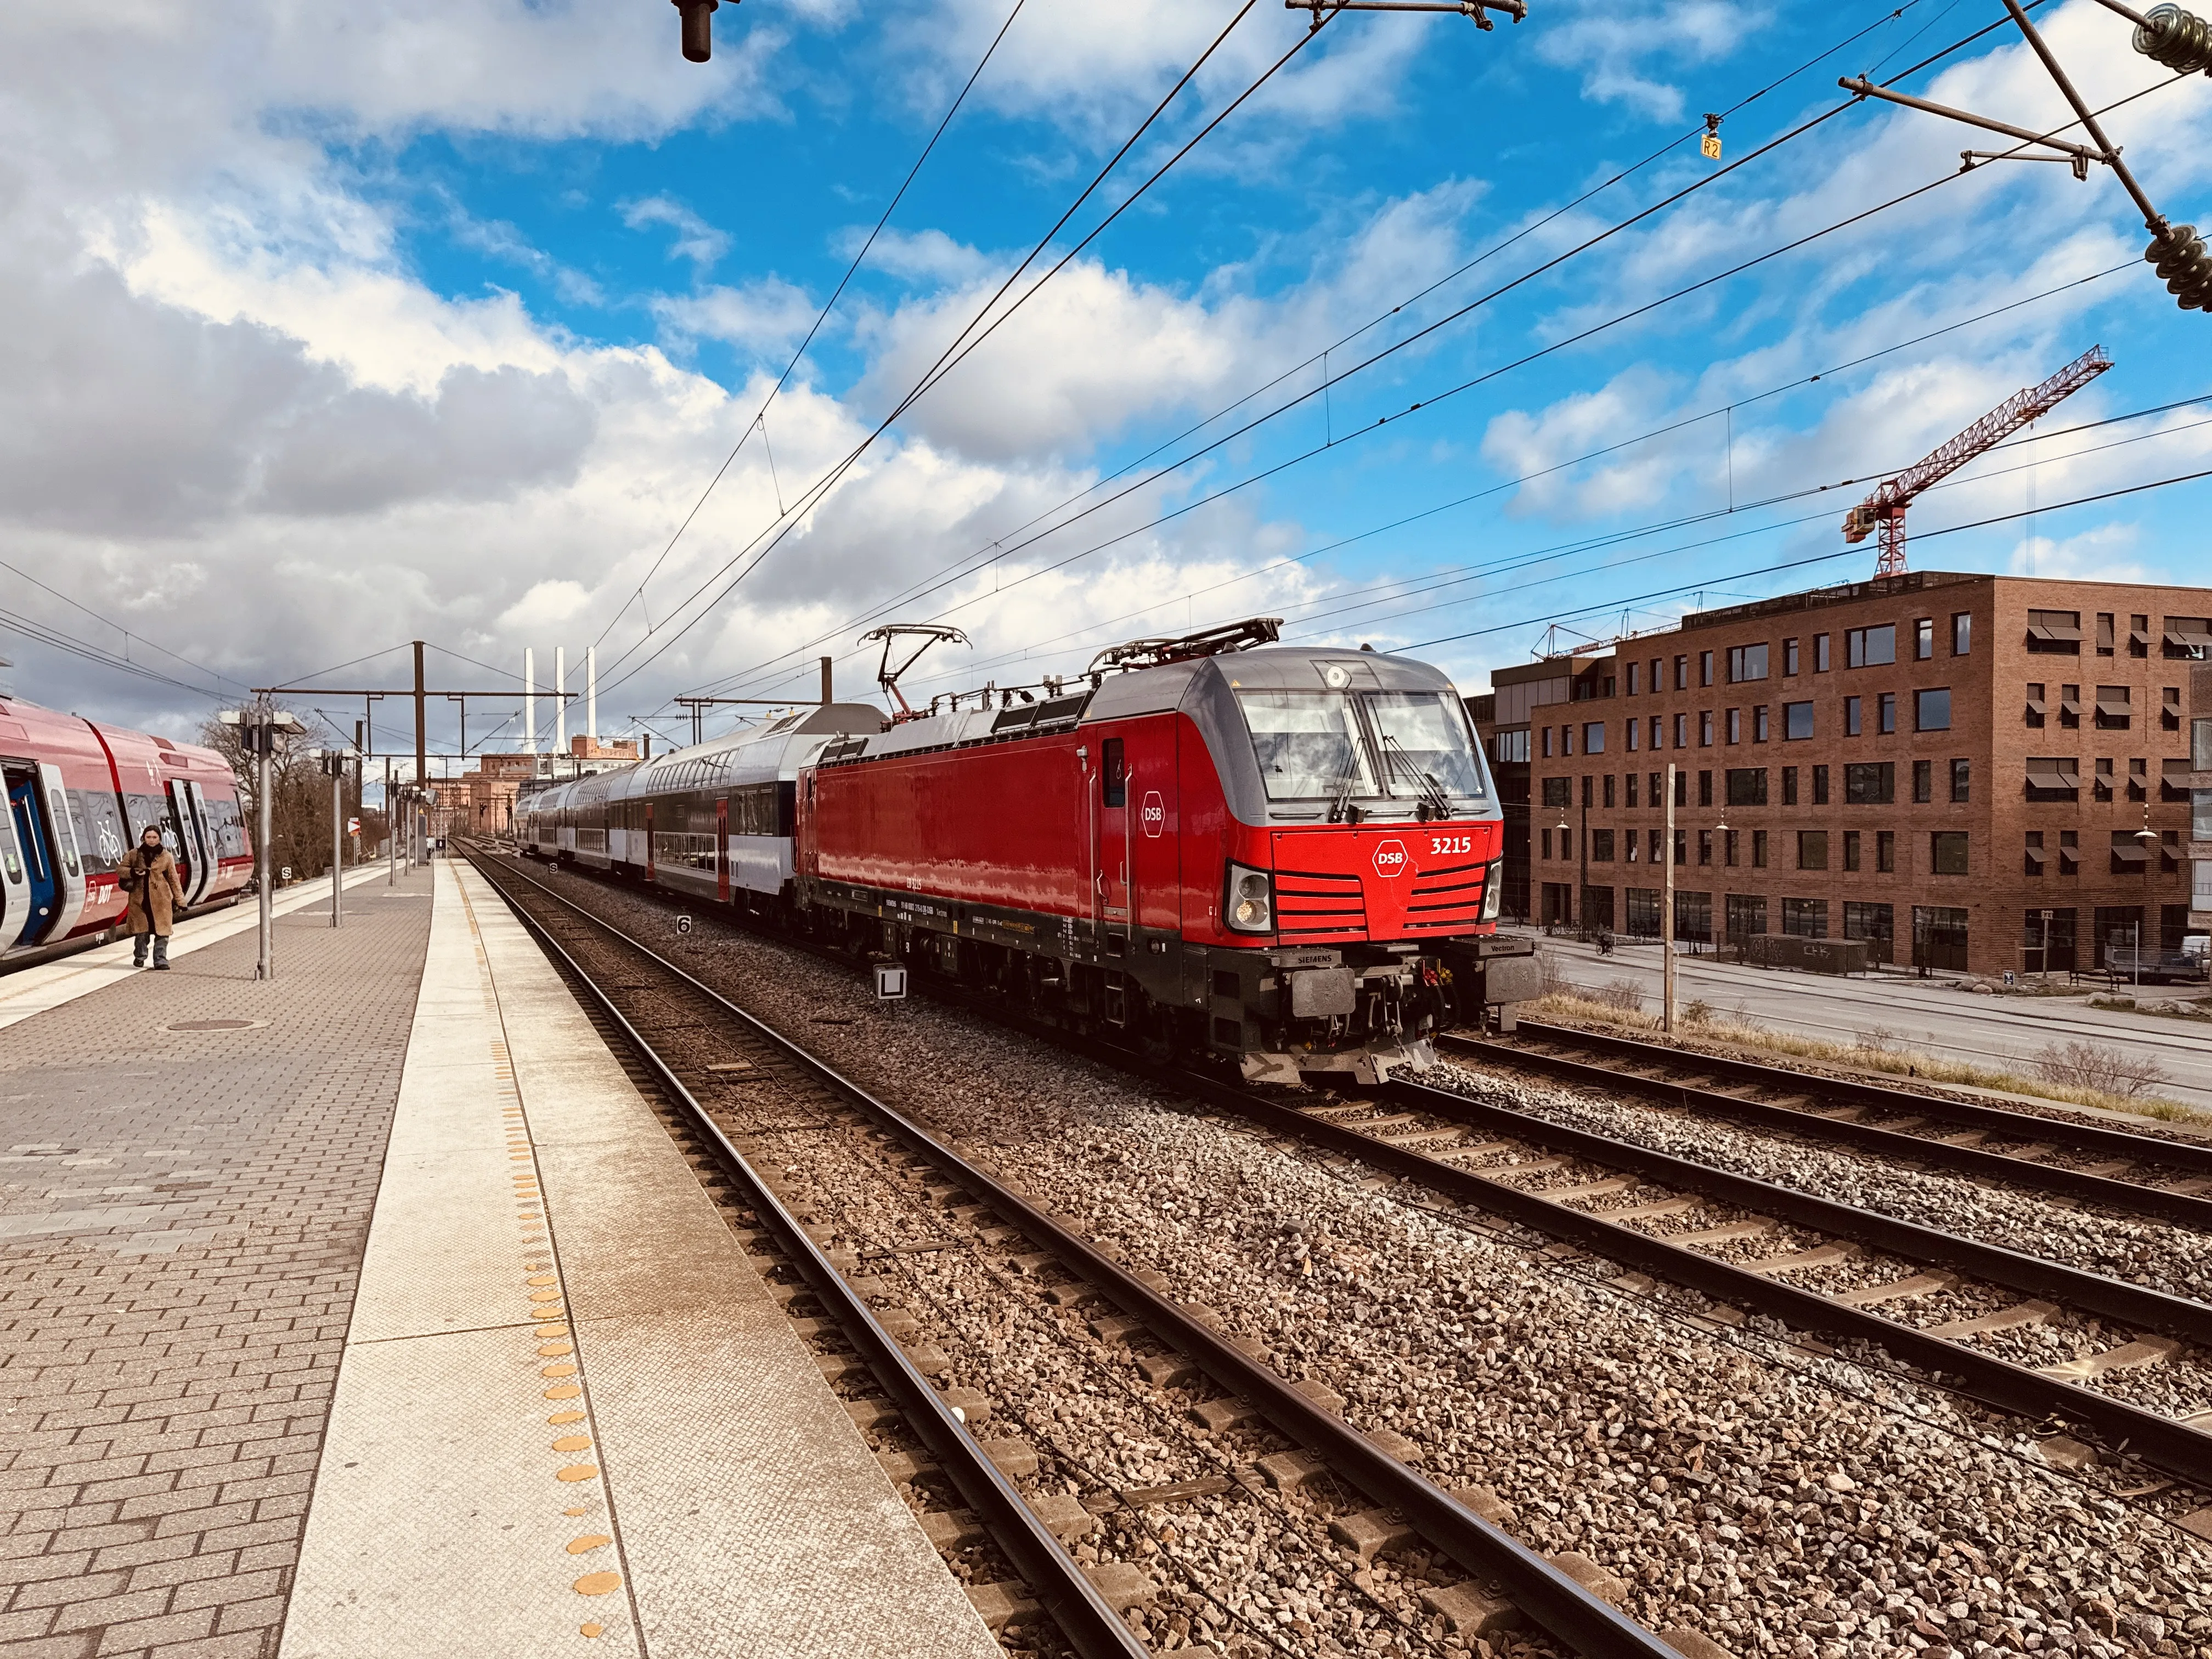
[521,622,1538,1080]
[1,693,253,965]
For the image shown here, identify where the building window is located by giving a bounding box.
[1913,759,1933,804]
[1626,772,1640,808]
[1782,766,1799,806]
[1752,828,1768,868]
[1584,721,1607,754]
[1782,897,1830,938]
[1698,770,1713,807]
[2196,789,2212,842]
[1542,726,1554,758]
[1698,828,1713,866]
[2164,687,2182,731]
[2096,612,2116,656]
[1723,828,1738,867]
[2094,758,2114,802]
[1726,708,1741,744]
[1783,701,1814,740]
[1725,893,1767,941]
[1950,759,1970,804]
[1651,828,1666,864]
[1847,624,1897,668]
[2059,828,2078,873]
[1604,774,1617,808]
[1541,776,1570,808]
[2111,829,2152,875]
[1700,711,1714,746]
[1877,830,1895,873]
[1701,651,1715,686]
[1674,654,1689,690]
[1815,633,1831,673]
[1813,764,1830,805]
[1650,658,1662,694]
[1583,776,1595,808]
[1845,695,1862,737]
[1726,768,1768,806]
[2025,682,2046,727]
[2058,684,2081,726]
[1753,706,1770,743]
[2130,614,2150,657]
[1953,613,1971,656]
[1845,761,1894,804]
[1541,827,1553,860]
[2094,685,2130,730]
[1931,831,1970,875]
[1673,713,1688,748]
[1626,661,1639,696]
[1915,618,1934,661]
[1627,719,1640,753]
[1494,729,1531,764]
[1798,830,1829,870]
[1843,829,1861,871]
[1728,644,1769,682]
[1844,901,1895,962]
[2129,757,2148,802]
[1674,769,1687,808]
[2024,830,2044,877]
[1784,637,1800,675]
[1562,725,1575,756]
[1878,692,1896,735]
[1650,715,1664,750]
[1675,889,1711,940]
[2195,717,2212,770]
[2028,609,2083,653]
[1592,829,1616,862]
[1915,687,1950,731]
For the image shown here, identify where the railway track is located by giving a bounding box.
[463,847,1694,1659]
[1442,1022,2212,1231]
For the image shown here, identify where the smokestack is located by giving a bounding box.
[820,654,832,705]
[524,649,537,754]
[555,646,567,757]
[588,646,598,746]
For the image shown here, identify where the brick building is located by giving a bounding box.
[1469,571,2211,977]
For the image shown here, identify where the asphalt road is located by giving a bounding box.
[1525,933,2212,1113]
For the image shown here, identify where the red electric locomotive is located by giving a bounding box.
[795,620,1538,1081]
[0,692,253,967]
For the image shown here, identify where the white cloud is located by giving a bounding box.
[620,195,732,272]
[1531,0,1762,123]
[2006,523,2148,582]
[652,278,820,359]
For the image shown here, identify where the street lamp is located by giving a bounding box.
[1554,807,1571,932]
[2135,804,2159,992]
[221,707,303,981]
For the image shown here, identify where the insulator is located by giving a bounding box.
[2134,4,2212,75]
[2146,224,2212,312]
[674,0,719,64]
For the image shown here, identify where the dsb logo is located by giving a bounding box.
[1141,791,1165,838]
[1371,838,1408,878]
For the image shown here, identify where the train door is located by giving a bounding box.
[35,764,87,942]
[644,802,655,883]
[716,798,730,903]
[1098,737,1130,929]
[0,766,38,947]
[167,780,214,906]
[1124,719,1181,935]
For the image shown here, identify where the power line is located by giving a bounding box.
[0,560,240,698]
[596,0,1036,650]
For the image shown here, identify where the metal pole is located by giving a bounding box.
[255,735,273,981]
[330,762,342,929]
[1663,763,1677,1035]
[1999,0,2168,230]
[413,640,427,794]
[386,758,396,887]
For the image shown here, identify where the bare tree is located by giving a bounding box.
[2033,1040,2169,1101]
[196,704,352,887]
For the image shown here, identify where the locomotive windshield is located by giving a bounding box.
[1235,689,1489,805]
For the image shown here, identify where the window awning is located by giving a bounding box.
[2028,621,2083,642]
[2024,697,2047,716]
[2024,847,2047,867]
[2130,626,2152,647]
[2026,765,2080,789]
[2166,625,2212,650]
[2111,842,2150,865]
[2058,694,2083,715]
[2096,695,2132,718]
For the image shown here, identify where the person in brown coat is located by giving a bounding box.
[120,825,185,969]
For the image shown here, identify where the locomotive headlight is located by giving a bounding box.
[1481,859,1503,922]
[1226,862,1274,933]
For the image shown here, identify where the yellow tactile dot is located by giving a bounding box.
[526,1274,559,1287]
[573,1572,620,1596]
[580,1623,605,1638]
[529,1293,565,1307]
[567,1534,612,1555]
[538,1342,574,1357]
[535,1324,568,1338]
[545,1384,582,1400]
[542,1362,578,1378]
[564,1505,589,1517]
[552,1435,592,1453]
[548,1410,586,1426]
[556,1465,600,1483]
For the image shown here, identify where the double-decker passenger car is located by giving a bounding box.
[1,695,253,966]
[517,623,1538,1081]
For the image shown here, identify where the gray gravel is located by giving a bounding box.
[523,860,2212,1658]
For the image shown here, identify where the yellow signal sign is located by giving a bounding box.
[1701,131,1723,161]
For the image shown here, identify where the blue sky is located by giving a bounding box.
[2,0,2208,764]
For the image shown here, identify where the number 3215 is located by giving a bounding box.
[1428,834,1473,855]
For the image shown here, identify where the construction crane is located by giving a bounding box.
[1842,346,2113,578]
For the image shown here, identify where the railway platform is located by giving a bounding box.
[2,857,1000,1659]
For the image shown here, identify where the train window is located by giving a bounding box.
[1236,691,1376,802]
[70,791,127,873]
[1102,739,1127,808]
[1363,692,1488,801]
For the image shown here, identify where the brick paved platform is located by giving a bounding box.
[0,864,436,1659]
[278,859,996,1659]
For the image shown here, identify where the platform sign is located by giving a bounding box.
[874,963,908,1001]
[348,817,361,835]
[675,915,693,936]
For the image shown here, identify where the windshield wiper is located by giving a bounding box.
[1381,735,1451,820]
[1325,774,1363,825]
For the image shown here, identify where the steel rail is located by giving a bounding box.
[1442,1024,2212,1231]
[464,847,1685,1659]
[462,849,1149,1659]
[1173,1068,2212,1486]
